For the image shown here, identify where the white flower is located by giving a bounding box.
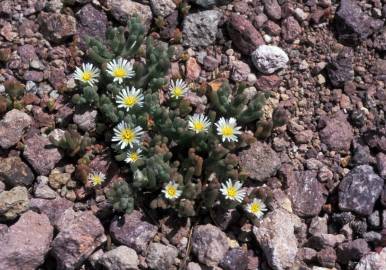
[220,179,245,203]
[125,148,142,163]
[169,79,189,99]
[215,117,242,142]
[245,198,267,219]
[88,171,105,186]
[116,87,144,112]
[106,58,135,84]
[188,114,211,134]
[162,181,182,200]
[74,63,100,86]
[112,122,144,149]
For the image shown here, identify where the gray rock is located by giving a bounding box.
[99,246,139,270]
[150,0,176,17]
[238,141,281,182]
[0,186,29,221]
[190,0,231,8]
[231,60,251,82]
[29,197,73,230]
[253,208,301,270]
[219,248,248,270]
[0,156,34,188]
[251,45,289,74]
[0,109,32,149]
[192,224,229,266]
[34,176,57,199]
[0,211,53,270]
[183,10,222,47]
[319,113,353,152]
[287,170,327,217]
[73,110,97,132]
[376,152,386,179]
[146,242,178,270]
[336,239,370,265]
[110,210,158,254]
[335,0,383,45]
[23,134,62,176]
[326,47,354,87]
[187,262,202,270]
[51,211,106,270]
[339,165,384,216]
[110,0,152,31]
[263,0,281,20]
[354,248,386,270]
[309,216,328,236]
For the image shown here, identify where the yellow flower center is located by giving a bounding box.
[113,67,127,78]
[166,186,177,197]
[121,128,135,143]
[82,71,92,81]
[173,87,183,97]
[92,175,103,186]
[250,202,261,214]
[130,152,139,162]
[193,121,205,132]
[123,96,137,107]
[221,126,234,137]
[226,187,238,198]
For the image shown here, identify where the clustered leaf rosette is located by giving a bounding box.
[71,17,277,220]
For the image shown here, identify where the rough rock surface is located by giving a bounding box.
[227,14,264,55]
[251,45,289,74]
[183,10,222,47]
[98,246,139,270]
[253,208,301,270]
[238,141,281,181]
[287,170,327,217]
[146,242,178,270]
[336,239,370,265]
[192,224,229,266]
[0,156,34,188]
[110,210,158,254]
[0,211,53,270]
[110,0,153,31]
[73,110,97,132]
[51,211,106,270]
[319,113,353,152]
[38,12,77,43]
[23,134,62,176]
[327,47,354,87]
[0,109,32,149]
[149,0,176,18]
[339,165,384,216]
[0,186,29,221]
[354,248,386,270]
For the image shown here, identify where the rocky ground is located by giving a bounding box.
[0,0,386,269]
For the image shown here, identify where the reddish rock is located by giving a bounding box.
[24,70,44,82]
[38,12,77,43]
[0,211,53,270]
[254,74,281,91]
[319,112,353,152]
[186,57,201,81]
[17,44,37,63]
[281,16,302,42]
[227,14,264,55]
[0,109,33,149]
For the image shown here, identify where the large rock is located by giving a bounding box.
[339,165,384,216]
[0,186,29,221]
[238,141,281,182]
[336,239,370,265]
[251,45,289,74]
[326,47,354,87]
[149,0,175,17]
[227,14,264,55]
[192,224,229,266]
[99,246,139,270]
[0,156,34,188]
[29,197,73,230]
[110,0,152,31]
[23,134,62,176]
[334,0,383,45]
[38,12,77,43]
[183,10,222,47]
[51,211,106,270]
[76,4,108,49]
[287,170,327,217]
[0,109,32,149]
[319,113,353,152]
[253,208,301,270]
[0,211,53,270]
[110,210,158,254]
[354,248,386,270]
[146,242,178,270]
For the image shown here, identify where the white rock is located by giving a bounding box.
[354,248,386,270]
[251,45,289,74]
[99,246,139,270]
[150,0,176,17]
